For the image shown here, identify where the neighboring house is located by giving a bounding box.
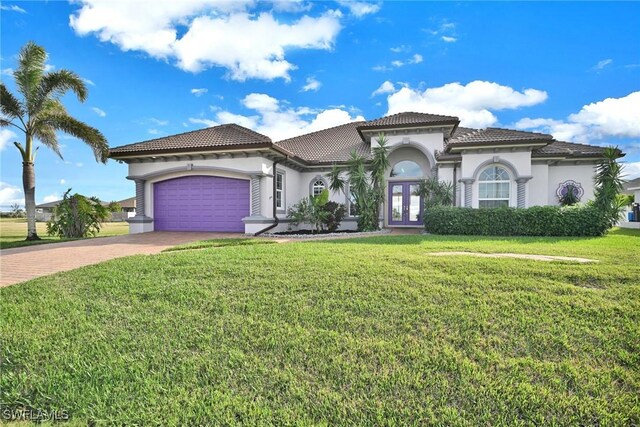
[109,112,617,234]
[621,178,640,229]
[35,200,61,222]
[36,197,135,222]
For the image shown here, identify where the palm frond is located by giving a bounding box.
[14,41,47,115]
[37,114,109,162]
[34,70,88,114]
[327,164,345,194]
[31,124,62,159]
[0,83,26,127]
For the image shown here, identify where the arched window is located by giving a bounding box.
[390,160,422,177]
[478,165,510,208]
[311,178,326,196]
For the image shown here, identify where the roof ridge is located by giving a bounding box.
[275,120,366,144]
[484,127,553,138]
[224,123,271,142]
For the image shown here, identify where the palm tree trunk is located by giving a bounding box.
[22,161,40,240]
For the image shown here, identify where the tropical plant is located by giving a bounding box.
[1,41,108,241]
[106,201,122,212]
[9,203,25,218]
[416,177,454,209]
[328,133,390,231]
[593,146,624,228]
[46,189,110,238]
[322,201,346,232]
[558,184,580,206]
[287,189,332,233]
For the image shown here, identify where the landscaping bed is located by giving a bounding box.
[264,229,391,238]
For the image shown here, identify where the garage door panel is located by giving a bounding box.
[153,175,249,232]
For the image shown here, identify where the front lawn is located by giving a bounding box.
[0,218,128,250]
[1,231,639,425]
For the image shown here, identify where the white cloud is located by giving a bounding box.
[44,63,55,72]
[190,92,364,141]
[1,68,14,76]
[59,179,66,185]
[92,107,106,117]
[336,1,380,17]
[0,129,18,151]
[593,59,613,71]
[190,88,208,96]
[70,1,342,81]
[623,161,640,180]
[375,53,423,71]
[0,182,23,207]
[515,91,640,143]
[441,36,457,43]
[43,193,60,203]
[188,118,219,127]
[83,77,95,86]
[385,80,548,128]
[76,162,84,168]
[301,76,322,92]
[0,4,26,13]
[390,45,410,53]
[371,80,395,97]
[150,117,168,126]
[148,129,161,135]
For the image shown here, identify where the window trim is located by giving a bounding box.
[309,175,328,197]
[275,169,285,212]
[477,165,511,208]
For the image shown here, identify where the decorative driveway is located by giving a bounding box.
[0,232,240,287]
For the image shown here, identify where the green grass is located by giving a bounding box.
[162,237,277,252]
[1,231,639,425]
[0,218,128,250]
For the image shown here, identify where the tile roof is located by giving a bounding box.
[448,127,553,147]
[531,141,607,158]
[358,112,459,130]
[274,121,370,163]
[109,123,272,156]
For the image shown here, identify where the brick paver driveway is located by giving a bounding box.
[0,232,239,287]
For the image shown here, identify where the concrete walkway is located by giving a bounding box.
[0,232,239,287]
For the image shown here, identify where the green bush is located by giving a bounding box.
[322,201,346,232]
[424,205,609,237]
[46,189,110,238]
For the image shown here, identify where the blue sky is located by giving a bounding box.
[1,1,639,208]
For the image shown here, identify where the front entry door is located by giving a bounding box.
[388,181,423,226]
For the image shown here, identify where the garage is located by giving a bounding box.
[153,175,250,232]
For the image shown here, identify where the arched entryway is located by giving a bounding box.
[386,146,432,227]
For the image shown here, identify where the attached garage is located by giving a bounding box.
[153,175,249,232]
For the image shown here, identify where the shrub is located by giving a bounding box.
[424,205,609,237]
[558,184,580,206]
[322,201,346,232]
[46,189,110,238]
[415,177,454,209]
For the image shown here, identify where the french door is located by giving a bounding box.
[388,181,423,226]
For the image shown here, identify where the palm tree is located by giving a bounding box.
[1,41,108,241]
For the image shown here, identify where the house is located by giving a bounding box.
[109,112,616,234]
[36,197,135,222]
[621,177,640,228]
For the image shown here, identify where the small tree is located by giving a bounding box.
[287,189,331,233]
[9,203,25,218]
[416,177,454,209]
[328,133,390,231]
[593,146,625,228]
[106,201,122,212]
[46,189,110,238]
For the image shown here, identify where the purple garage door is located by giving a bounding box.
[153,175,249,232]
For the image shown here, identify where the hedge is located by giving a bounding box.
[424,205,609,237]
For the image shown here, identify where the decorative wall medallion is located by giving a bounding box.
[556,180,584,201]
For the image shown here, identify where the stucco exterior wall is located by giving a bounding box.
[529,163,549,207]
[547,163,597,205]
